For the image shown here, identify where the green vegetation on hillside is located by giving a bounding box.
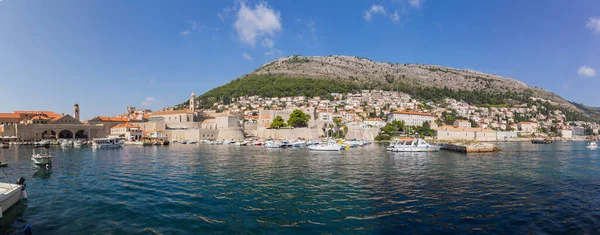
[176,74,597,122]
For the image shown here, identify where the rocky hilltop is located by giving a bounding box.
[254,55,571,108]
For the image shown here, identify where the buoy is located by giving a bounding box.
[24,224,32,235]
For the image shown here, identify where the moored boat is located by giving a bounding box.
[587,141,598,149]
[92,138,124,149]
[0,181,25,214]
[308,139,342,151]
[32,149,52,165]
[390,138,441,152]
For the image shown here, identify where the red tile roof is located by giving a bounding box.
[149,110,193,116]
[390,111,435,117]
[111,123,140,129]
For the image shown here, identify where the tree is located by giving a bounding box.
[270,116,287,129]
[287,109,311,128]
[469,119,478,128]
[391,120,405,130]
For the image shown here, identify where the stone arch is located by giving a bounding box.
[75,130,88,139]
[58,130,74,139]
[42,130,57,139]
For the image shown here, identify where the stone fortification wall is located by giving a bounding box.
[345,127,379,141]
[257,127,321,140]
[216,129,245,142]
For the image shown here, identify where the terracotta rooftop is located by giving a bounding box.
[0,113,21,119]
[14,111,60,118]
[149,110,193,116]
[111,123,141,129]
[95,116,130,122]
[390,111,435,117]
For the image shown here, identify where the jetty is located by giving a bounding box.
[441,142,500,153]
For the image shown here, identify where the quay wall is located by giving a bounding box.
[257,127,321,140]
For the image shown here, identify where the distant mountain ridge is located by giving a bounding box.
[178,55,598,122]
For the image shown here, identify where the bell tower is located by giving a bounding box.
[74,103,80,121]
[189,92,196,112]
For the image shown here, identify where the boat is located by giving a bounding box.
[0,179,26,214]
[188,141,198,144]
[234,142,247,146]
[0,143,7,149]
[252,140,263,146]
[73,141,83,148]
[264,140,281,148]
[292,140,306,148]
[531,138,552,144]
[60,140,73,148]
[34,140,50,148]
[308,139,342,151]
[91,138,124,149]
[32,149,52,165]
[390,138,441,152]
[0,162,7,167]
[587,141,598,149]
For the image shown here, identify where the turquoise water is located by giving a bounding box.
[1,142,600,234]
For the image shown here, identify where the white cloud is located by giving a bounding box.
[586,16,600,33]
[234,2,282,47]
[578,66,596,77]
[242,52,253,61]
[180,30,190,36]
[390,11,400,24]
[562,84,569,89]
[364,4,386,21]
[261,37,274,48]
[141,97,155,106]
[409,0,424,8]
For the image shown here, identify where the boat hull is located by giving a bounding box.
[32,156,51,165]
[0,183,22,213]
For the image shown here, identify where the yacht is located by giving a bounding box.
[292,140,306,148]
[91,138,124,149]
[264,140,281,148]
[389,138,441,152]
[308,139,342,151]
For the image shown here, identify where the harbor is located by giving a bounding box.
[0,141,598,233]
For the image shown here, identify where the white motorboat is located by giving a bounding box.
[32,149,52,165]
[264,140,281,148]
[0,143,8,149]
[390,138,441,152]
[60,140,73,148]
[587,141,598,149]
[0,182,25,213]
[92,138,124,149]
[73,141,83,148]
[292,140,306,148]
[308,140,342,151]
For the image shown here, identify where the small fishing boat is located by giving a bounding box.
[587,141,598,149]
[32,149,52,165]
[0,178,26,214]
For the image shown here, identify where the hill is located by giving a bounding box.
[176,55,597,122]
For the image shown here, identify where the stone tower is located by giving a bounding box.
[74,103,80,121]
[189,92,196,112]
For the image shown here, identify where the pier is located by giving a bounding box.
[441,143,500,153]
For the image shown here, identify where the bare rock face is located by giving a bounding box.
[252,55,575,110]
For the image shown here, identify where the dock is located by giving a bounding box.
[441,143,500,153]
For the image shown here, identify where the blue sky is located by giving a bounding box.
[0,0,599,119]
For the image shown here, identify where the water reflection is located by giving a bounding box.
[32,167,51,179]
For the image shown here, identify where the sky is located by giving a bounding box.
[0,0,599,119]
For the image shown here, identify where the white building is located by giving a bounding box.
[454,119,471,128]
[559,129,573,138]
[363,118,386,128]
[387,111,436,127]
[110,123,142,141]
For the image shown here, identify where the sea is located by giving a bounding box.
[0,141,599,234]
